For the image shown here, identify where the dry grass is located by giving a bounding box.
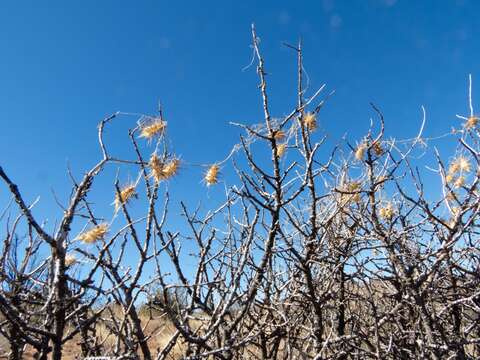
[0,335,8,360]
[3,312,183,359]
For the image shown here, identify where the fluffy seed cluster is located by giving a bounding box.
[163,159,180,178]
[379,202,394,220]
[78,223,109,244]
[302,112,317,131]
[448,162,460,175]
[456,157,471,172]
[355,143,368,161]
[139,118,167,140]
[448,156,471,175]
[446,156,471,187]
[149,154,180,183]
[465,116,479,130]
[205,164,220,186]
[453,176,465,189]
[65,254,77,267]
[373,141,384,156]
[114,185,137,211]
[277,143,287,157]
[149,154,164,182]
[340,181,362,204]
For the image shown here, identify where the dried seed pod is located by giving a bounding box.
[78,223,109,244]
[454,176,465,189]
[373,141,384,156]
[302,112,317,131]
[149,154,180,183]
[114,184,137,211]
[455,157,471,173]
[139,118,167,140]
[162,158,180,179]
[340,181,362,205]
[65,254,77,267]
[448,161,461,175]
[205,164,220,186]
[465,116,479,129]
[355,143,368,161]
[149,154,165,183]
[277,143,287,157]
[379,202,395,220]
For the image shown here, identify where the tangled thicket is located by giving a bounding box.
[1,26,480,360]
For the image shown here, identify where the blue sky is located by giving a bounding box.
[0,0,478,235]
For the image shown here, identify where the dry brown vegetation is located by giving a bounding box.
[1,26,480,359]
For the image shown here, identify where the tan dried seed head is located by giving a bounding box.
[373,142,384,156]
[78,223,109,244]
[454,176,465,189]
[456,157,471,173]
[465,116,479,130]
[205,164,220,186]
[355,143,367,161]
[139,118,167,140]
[277,143,287,157]
[303,112,317,131]
[379,202,395,220]
[149,154,165,183]
[114,185,137,210]
[162,159,180,179]
[65,254,77,267]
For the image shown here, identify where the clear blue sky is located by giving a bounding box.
[0,0,478,233]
